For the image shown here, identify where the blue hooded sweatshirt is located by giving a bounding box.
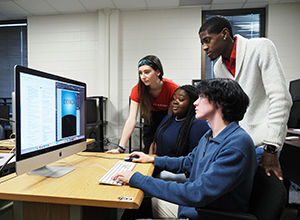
[129,121,257,220]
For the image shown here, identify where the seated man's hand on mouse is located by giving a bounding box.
[126,152,155,163]
[124,155,140,162]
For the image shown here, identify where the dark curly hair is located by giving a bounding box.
[196,78,249,122]
[199,15,234,39]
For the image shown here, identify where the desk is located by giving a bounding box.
[0,139,96,177]
[0,152,154,220]
[0,138,15,152]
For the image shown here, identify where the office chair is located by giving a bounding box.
[196,166,287,220]
[0,125,4,140]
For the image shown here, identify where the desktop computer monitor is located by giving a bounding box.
[192,79,201,88]
[287,100,300,129]
[289,79,300,101]
[15,65,87,177]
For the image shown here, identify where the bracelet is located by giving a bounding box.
[118,145,125,153]
[118,148,124,153]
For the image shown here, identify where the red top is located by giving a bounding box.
[222,37,237,77]
[130,78,178,111]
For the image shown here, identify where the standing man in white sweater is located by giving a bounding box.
[198,15,292,180]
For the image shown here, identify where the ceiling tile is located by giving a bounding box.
[246,0,280,3]
[113,0,147,10]
[243,2,269,8]
[46,0,87,13]
[0,1,31,19]
[279,0,300,2]
[213,0,246,3]
[146,0,180,9]
[0,13,10,20]
[15,0,58,15]
[79,0,115,11]
[210,3,244,9]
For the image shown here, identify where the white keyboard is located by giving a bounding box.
[98,160,136,185]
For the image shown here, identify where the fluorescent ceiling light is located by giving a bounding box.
[180,0,213,6]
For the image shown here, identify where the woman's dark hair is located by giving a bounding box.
[196,78,249,122]
[199,15,234,39]
[138,55,164,123]
[155,85,198,156]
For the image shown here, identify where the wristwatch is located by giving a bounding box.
[263,144,278,154]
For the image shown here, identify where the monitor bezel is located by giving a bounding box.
[289,78,300,101]
[15,65,86,166]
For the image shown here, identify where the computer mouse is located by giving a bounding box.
[124,155,140,162]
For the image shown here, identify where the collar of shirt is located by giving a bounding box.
[222,36,237,77]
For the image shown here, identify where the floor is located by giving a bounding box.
[281,184,300,220]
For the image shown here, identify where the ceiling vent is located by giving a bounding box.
[180,0,213,6]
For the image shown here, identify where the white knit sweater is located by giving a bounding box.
[214,34,292,151]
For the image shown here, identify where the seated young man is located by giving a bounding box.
[113,78,257,220]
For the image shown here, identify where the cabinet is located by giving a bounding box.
[85,96,107,152]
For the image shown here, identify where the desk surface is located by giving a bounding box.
[284,139,300,148]
[0,152,154,209]
[0,138,15,151]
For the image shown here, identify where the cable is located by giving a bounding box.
[0,147,15,173]
[9,133,15,139]
[76,153,124,160]
[0,118,15,123]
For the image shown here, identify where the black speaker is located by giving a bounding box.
[86,124,102,151]
[86,99,97,124]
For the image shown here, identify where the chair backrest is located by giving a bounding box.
[0,125,4,140]
[248,166,287,220]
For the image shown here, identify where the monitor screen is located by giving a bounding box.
[15,65,86,177]
[287,100,300,129]
[289,79,300,101]
[192,79,201,88]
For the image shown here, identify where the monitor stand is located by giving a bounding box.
[28,166,75,178]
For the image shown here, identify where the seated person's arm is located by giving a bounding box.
[112,152,155,184]
[149,142,157,154]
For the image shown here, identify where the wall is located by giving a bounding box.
[27,4,299,150]
[267,3,300,85]
[28,13,105,96]
[118,8,202,148]
[27,8,203,150]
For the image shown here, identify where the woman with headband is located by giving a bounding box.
[106,55,178,154]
